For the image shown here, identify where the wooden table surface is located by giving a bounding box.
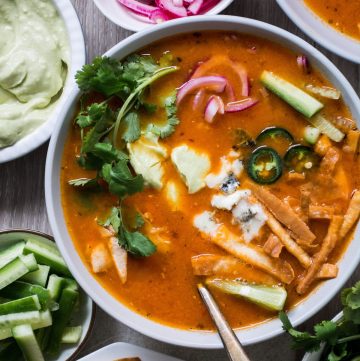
[0,1,359,360]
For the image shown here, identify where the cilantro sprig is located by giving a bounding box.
[280,281,360,360]
[68,54,179,257]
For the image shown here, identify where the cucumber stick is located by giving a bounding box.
[47,274,65,301]
[309,114,345,142]
[0,281,52,310]
[0,295,40,315]
[22,265,50,287]
[0,242,25,269]
[12,324,45,361]
[0,311,41,329]
[261,71,324,118]
[0,310,52,341]
[61,326,82,344]
[23,239,71,276]
[207,279,287,311]
[0,256,36,291]
[19,254,38,272]
[47,287,79,354]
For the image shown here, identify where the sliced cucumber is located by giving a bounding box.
[308,114,345,142]
[21,265,50,287]
[63,278,79,292]
[19,254,38,272]
[0,281,52,310]
[23,239,70,276]
[0,311,41,329]
[303,126,321,144]
[207,279,287,311]
[61,326,82,344]
[12,324,45,361]
[260,71,324,118]
[0,257,32,291]
[47,274,65,301]
[0,295,40,315]
[0,310,52,341]
[47,287,79,354]
[0,242,25,269]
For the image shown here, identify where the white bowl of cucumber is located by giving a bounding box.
[0,229,95,361]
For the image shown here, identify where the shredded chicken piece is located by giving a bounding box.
[317,263,338,280]
[314,135,332,156]
[90,243,111,274]
[343,130,360,155]
[300,187,311,224]
[245,181,316,244]
[332,116,357,134]
[287,172,306,182]
[309,205,334,219]
[196,219,294,284]
[265,210,312,268]
[319,147,340,175]
[297,215,343,294]
[108,237,127,284]
[263,234,284,258]
[339,190,360,239]
[191,254,277,285]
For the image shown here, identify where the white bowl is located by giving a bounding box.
[45,15,360,348]
[0,0,85,164]
[302,312,343,361]
[93,0,234,32]
[277,0,360,63]
[0,229,95,361]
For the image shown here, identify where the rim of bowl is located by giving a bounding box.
[276,0,360,64]
[0,229,96,359]
[92,0,234,32]
[0,0,86,164]
[45,15,360,348]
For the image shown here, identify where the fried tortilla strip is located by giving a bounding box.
[333,116,357,134]
[263,234,284,258]
[309,205,334,220]
[197,223,294,284]
[319,147,340,175]
[245,181,316,243]
[314,135,332,156]
[343,130,360,155]
[287,172,306,182]
[265,210,312,268]
[339,190,360,239]
[297,216,343,295]
[191,254,277,285]
[300,187,311,223]
[109,237,127,284]
[317,263,338,280]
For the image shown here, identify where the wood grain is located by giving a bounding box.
[0,1,359,360]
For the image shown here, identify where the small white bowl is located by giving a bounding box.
[92,0,234,32]
[46,15,360,349]
[277,0,360,63]
[0,0,85,164]
[302,312,343,361]
[78,342,183,361]
[0,229,95,361]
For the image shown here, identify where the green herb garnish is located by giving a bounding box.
[280,281,360,360]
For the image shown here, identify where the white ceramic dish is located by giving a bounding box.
[78,342,183,361]
[277,0,360,63]
[302,312,343,361]
[45,15,360,348]
[0,229,95,361]
[0,0,85,164]
[93,0,234,32]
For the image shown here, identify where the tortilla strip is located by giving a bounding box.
[339,190,360,239]
[263,234,284,258]
[287,172,305,182]
[319,147,340,175]
[309,205,334,220]
[265,210,312,268]
[296,216,343,294]
[191,254,278,285]
[109,237,127,284]
[199,224,294,284]
[314,135,332,156]
[332,116,357,134]
[245,181,316,243]
[300,187,311,223]
[317,263,338,280]
[343,130,360,155]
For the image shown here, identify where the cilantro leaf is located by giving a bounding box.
[122,112,141,143]
[91,142,128,163]
[101,160,144,198]
[135,213,145,228]
[342,282,360,325]
[327,343,348,361]
[314,321,338,346]
[147,93,179,139]
[68,178,99,189]
[100,206,121,233]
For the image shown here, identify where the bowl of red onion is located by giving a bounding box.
[93,0,234,32]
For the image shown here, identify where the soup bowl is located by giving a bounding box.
[45,15,360,348]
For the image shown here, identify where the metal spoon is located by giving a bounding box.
[197,284,251,361]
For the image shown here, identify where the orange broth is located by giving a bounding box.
[304,0,360,41]
[61,32,359,330]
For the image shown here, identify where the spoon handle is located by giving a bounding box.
[197,284,251,361]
